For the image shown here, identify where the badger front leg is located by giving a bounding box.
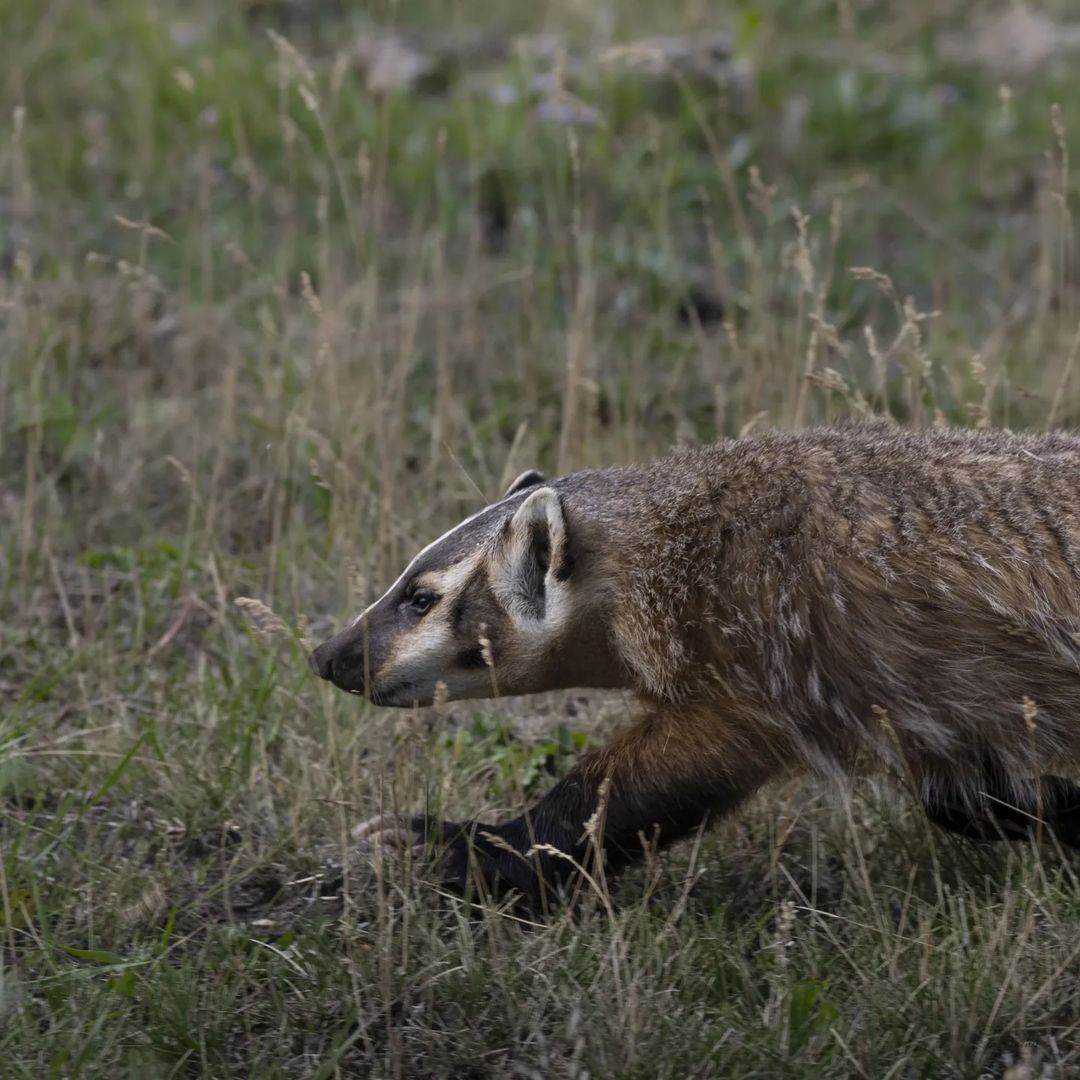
[363,704,772,914]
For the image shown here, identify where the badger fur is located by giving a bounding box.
[311,425,1080,911]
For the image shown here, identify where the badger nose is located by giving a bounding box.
[309,633,368,694]
[309,640,337,681]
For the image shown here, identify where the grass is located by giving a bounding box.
[3,0,1080,1075]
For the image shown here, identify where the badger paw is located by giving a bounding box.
[352,814,426,857]
[352,814,476,893]
[354,814,555,912]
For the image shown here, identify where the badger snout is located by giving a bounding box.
[309,632,367,694]
[308,638,339,680]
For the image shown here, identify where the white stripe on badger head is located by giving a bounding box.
[348,492,522,627]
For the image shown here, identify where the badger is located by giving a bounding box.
[311,425,1080,911]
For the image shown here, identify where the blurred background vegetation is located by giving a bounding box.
[2,2,1080,1076]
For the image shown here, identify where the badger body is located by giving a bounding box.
[311,425,1080,910]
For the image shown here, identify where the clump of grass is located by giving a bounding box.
[2,0,1080,1075]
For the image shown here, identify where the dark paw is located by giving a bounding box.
[352,813,483,893]
[409,815,564,913]
[405,815,475,896]
[356,813,576,914]
[353,813,427,854]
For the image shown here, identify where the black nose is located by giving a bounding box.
[309,640,336,681]
[309,632,368,694]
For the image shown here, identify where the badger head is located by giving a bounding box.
[309,471,627,706]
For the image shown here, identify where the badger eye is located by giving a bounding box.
[409,590,436,615]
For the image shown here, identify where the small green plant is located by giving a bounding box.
[447,713,591,797]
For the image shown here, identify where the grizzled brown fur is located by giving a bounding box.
[313,424,1080,912]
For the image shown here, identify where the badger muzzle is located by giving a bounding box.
[309,626,372,696]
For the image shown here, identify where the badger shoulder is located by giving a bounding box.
[580,425,1080,705]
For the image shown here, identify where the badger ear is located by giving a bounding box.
[493,487,569,621]
[503,469,546,498]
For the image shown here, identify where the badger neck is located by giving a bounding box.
[558,448,757,704]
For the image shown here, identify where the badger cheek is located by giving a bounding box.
[373,621,460,707]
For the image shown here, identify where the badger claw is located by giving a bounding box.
[353,814,545,910]
[352,814,425,857]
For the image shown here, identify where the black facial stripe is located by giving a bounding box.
[449,566,491,631]
[450,593,468,630]
[458,645,487,670]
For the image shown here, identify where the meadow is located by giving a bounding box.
[3,1,1080,1075]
